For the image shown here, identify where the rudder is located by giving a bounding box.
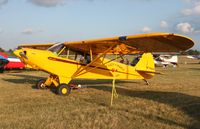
[135,53,155,79]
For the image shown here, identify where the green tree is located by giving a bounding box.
[0,47,5,52]
[186,49,200,55]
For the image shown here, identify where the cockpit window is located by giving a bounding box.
[47,43,91,64]
[47,43,65,54]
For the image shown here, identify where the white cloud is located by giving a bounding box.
[160,20,168,28]
[27,0,97,7]
[141,26,151,33]
[27,0,65,7]
[182,0,192,3]
[0,0,8,8]
[182,2,200,15]
[194,2,200,13]
[182,0,200,3]
[22,28,43,35]
[22,28,34,35]
[176,22,194,34]
[182,9,193,15]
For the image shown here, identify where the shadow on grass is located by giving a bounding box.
[2,73,140,85]
[2,73,45,85]
[71,79,140,85]
[88,85,200,129]
[42,79,141,95]
[189,68,200,71]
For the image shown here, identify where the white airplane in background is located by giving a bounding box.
[154,55,178,67]
[186,55,200,60]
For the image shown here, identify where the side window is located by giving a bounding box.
[57,47,91,64]
[58,48,68,58]
[67,50,76,60]
[79,54,91,64]
[48,43,65,55]
[57,48,76,60]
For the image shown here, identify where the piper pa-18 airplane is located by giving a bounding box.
[14,33,194,98]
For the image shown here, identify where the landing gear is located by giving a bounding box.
[36,79,47,89]
[57,84,71,96]
[35,76,73,95]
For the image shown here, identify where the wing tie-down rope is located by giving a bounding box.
[110,54,119,106]
[110,77,118,106]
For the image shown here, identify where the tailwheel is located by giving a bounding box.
[57,84,71,96]
[36,79,47,89]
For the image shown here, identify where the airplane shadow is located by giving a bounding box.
[2,73,140,85]
[2,74,45,85]
[45,79,142,95]
[189,68,200,71]
[70,79,141,85]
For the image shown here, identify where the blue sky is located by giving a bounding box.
[0,0,200,50]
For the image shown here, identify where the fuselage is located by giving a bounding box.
[14,48,155,80]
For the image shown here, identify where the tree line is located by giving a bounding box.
[0,47,15,57]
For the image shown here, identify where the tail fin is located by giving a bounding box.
[135,53,156,79]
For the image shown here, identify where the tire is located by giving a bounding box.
[57,84,71,96]
[36,79,47,89]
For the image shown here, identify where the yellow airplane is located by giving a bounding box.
[14,33,194,98]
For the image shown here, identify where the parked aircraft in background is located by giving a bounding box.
[5,57,25,69]
[154,55,178,67]
[0,52,25,72]
[186,55,200,60]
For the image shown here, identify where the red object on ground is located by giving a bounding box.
[0,52,25,69]
[5,58,25,69]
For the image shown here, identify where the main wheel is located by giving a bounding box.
[36,79,47,89]
[57,84,71,96]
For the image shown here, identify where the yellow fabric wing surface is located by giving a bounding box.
[19,33,194,54]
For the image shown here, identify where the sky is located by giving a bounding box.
[0,0,200,50]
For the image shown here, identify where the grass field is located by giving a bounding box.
[0,57,199,129]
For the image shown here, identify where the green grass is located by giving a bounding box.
[0,57,199,129]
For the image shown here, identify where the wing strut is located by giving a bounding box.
[89,46,93,61]
[73,55,122,78]
[72,45,116,78]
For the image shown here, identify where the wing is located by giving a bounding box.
[18,43,55,50]
[19,32,194,54]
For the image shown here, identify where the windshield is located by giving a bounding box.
[47,43,65,54]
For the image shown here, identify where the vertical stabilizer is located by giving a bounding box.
[135,53,155,79]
